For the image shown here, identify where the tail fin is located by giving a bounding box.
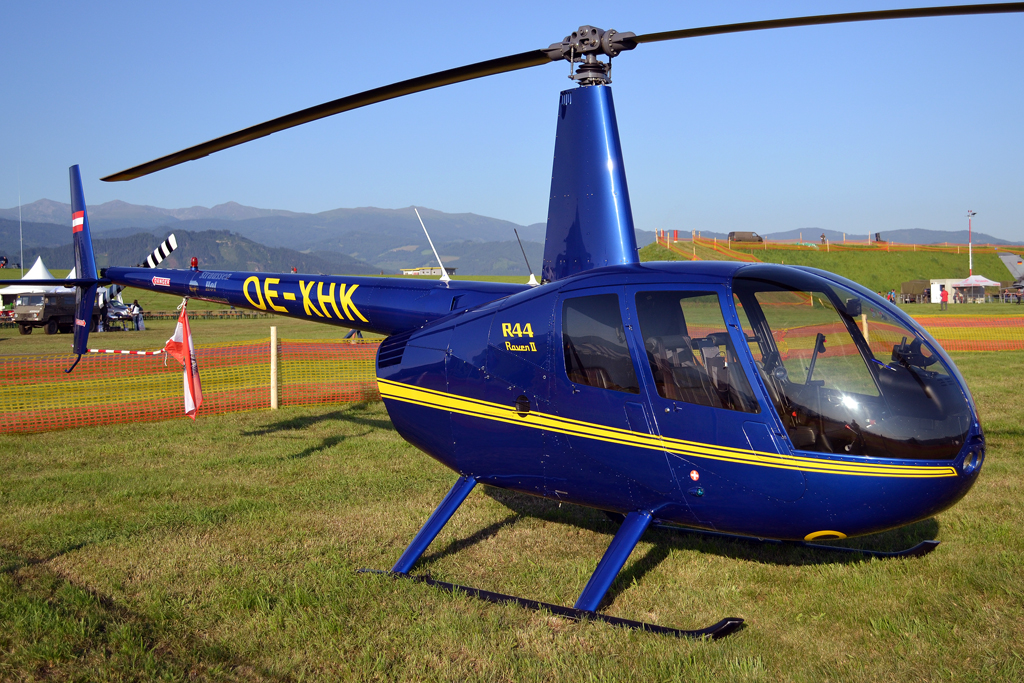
[69,165,99,364]
[541,86,639,283]
[998,252,1024,282]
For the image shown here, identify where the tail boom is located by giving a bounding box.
[104,266,526,336]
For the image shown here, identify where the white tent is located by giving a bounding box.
[951,274,1001,304]
[953,274,1001,287]
[0,257,73,304]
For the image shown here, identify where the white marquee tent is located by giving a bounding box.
[0,257,75,306]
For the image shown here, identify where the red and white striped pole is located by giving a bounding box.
[967,210,976,276]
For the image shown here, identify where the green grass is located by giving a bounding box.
[2,351,1023,681]
[0,270,73,281]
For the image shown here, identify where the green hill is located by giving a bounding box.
[639,242,1011,292]
[754,250,1009,293]
[20,230,378,275]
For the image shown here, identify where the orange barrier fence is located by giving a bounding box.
[910,315,1024,352]
[693,237,761,262]
[280,339,380,406]
[2,315,1020,434]
[655,233,699,260]
[769,315,1024,359]
[728,240,1024,254]
[0,338,380,434]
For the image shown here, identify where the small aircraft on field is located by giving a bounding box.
[24,3,1023,638]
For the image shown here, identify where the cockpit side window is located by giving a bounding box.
[635,291,759,413]
[562,294,639,394]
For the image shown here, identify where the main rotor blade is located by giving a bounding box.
[635,2,1024,44]
[102,49,551,182]
[104,3,1024,183]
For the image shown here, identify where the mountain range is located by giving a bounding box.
[2,199,1017,276]
[13,229,380,275]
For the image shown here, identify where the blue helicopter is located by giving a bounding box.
[28,3,1023,638]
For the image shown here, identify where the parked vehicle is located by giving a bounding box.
[728,231,763,243]
[14,292,99,335]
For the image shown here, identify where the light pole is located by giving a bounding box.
[966,210,976,276]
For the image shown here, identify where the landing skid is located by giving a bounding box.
[378,476,744,639]
[651,522,940,560]
[359,569,744,639]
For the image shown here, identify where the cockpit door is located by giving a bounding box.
[546,285,679,513]
[626,285,807,522]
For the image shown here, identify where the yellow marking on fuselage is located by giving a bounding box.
[244,276,266,310]
[376,379,959,479]
[264,278,287,312]
[321,281,345,319]
[299,280,322,317]
[339,283,368,322]
[317,281,334,319]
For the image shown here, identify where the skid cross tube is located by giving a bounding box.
[392,475,477,574]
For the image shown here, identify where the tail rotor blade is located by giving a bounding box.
[144,234,178,268]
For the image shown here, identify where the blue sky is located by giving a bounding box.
[2,1,1022,239]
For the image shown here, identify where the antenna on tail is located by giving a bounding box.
[414,208,451,285]
[514,229,539,286]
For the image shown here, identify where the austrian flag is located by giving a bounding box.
[164,303,204,418]
[72,211,85,233]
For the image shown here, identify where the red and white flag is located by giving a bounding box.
[164,304,203,418]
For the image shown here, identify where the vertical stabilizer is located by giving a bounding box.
[69,166,98,357]
[541,85,638,282]
[998,252,1024,284]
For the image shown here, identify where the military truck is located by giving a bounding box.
[14,292,97,335]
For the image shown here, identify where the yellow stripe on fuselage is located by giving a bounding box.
[377,379,958,479]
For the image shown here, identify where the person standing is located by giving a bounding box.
[940,287,948,311]
[131,299,145,331]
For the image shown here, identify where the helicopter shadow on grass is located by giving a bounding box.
[240,403,394,459]
[464,487,940,609]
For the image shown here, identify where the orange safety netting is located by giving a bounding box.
[1,317,1019,435]
[911,315,1024,352]
[1,338,380,434]
[280,339,380,406]
[768,316,1024,359]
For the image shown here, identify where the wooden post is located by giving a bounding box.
[861,314,869,344]
[270,325,278,410]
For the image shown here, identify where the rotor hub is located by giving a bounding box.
[543,26,638,86]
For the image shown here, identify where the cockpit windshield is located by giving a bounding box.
[733,270,972,460]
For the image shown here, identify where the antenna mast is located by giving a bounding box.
[414,208,450,284]
[18,171,23,277]
[514,228,539,286]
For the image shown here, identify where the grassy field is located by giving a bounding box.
[2,347,1022,681]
